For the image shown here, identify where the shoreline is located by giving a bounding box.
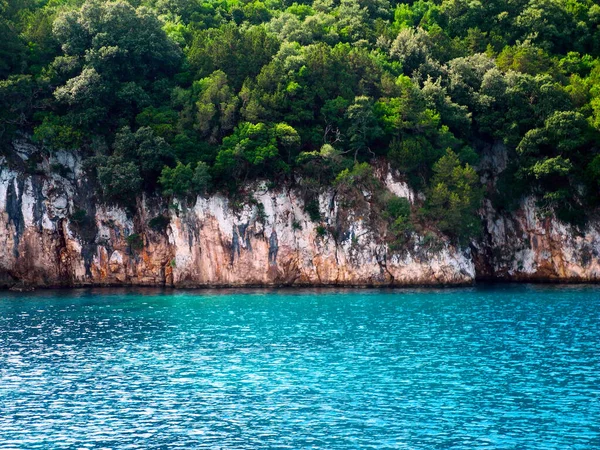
[3,278,600,292]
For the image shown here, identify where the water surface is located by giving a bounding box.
[1,285,599,448]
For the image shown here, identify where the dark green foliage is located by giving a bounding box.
[305,199,321,222]
[316,225,327,238]
[51,162,71,178]
[112,126,175,189]
[136,107,179,139]
[256,202,267,222]
[33,113,83,150]
[493,163,529,212]
[49,0,181,132]
[0,1,27,79]
[423,150,483,243]
[97,156,143,204]
[0,75,45,142]
[126,233,144,251]
[345,96,382,160]
[386,196,411,221]
[586,155,600,190]
[188,24,279,90]
[191,162,212,195]
[385,195,413,249]
[516,110,599,215]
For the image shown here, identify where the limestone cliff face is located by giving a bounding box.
[473,198,600,282]
[0,141,599,288]
[473,141,600,283]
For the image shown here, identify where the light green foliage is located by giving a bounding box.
[297,144,350,184]
[497,44,556,75]
[390,27,433,74]
[334,162,379,196]
[214,122,291,185]
[274,122,301,162]
[530,156,573,180]
[159,162,194,197]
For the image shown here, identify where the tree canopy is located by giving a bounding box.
[2,0,600,243]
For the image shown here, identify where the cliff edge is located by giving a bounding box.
[1,141,599,288]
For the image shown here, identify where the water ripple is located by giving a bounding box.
[0,285,599,448]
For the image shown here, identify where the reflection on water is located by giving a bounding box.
[1,285,599,448]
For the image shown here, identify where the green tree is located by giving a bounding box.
[0,75,45,141]
[159,161,212,197]
[345,96,382,160]
[424,149,483,242]
[213,122,291,185]
[390,27,432,75]
[194,70,239,144]
[97,156,143,204]
[112,126,175,188]
[0,1,27,79]
[188,24,279,90]
[51,0,181,130]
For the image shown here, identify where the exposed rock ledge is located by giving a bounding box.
[1,145,599,288]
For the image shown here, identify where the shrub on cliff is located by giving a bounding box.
[96,156,142,205]
[385,195,413,249]
[159,161,212,198]
[423,149,483,243]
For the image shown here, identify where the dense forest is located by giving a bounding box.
[1,0,600,244]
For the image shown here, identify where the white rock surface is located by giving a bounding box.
[1,153,599,287]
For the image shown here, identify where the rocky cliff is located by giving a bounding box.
[1,140,599,288]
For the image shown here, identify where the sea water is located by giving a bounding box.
[0,285,599,448]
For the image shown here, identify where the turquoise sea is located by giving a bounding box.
[0,285,599,449]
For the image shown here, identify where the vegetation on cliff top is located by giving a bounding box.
[1,0,600,242]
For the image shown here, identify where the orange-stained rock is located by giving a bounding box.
[1,157,599,288]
